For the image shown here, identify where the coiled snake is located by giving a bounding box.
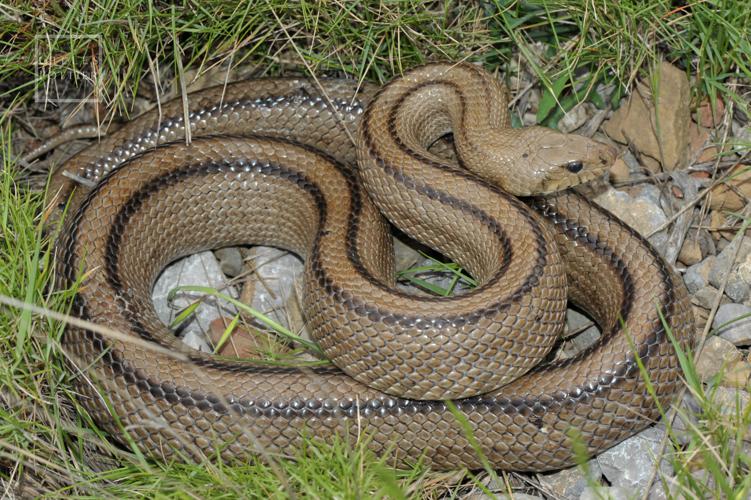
[52,63,695,471]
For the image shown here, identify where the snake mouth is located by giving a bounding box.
[539,168,607,194]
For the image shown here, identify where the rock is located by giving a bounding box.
[603,61,691,171]
[538,463,602,500]
[708,165,751,212]
[713,303,751,345]
[713,386,751,416]
[244,246,304,329]
[557,309,601,358]
[691,285,721,310]
[593,187,668,255]
[688,123,719,164]
[720,361,751,389]
[683,256,715,293]
[710,235,751,274]
[725,279,750,304]
[558,103,590,133]
[691,305,709,330]
[636,184,664,207]
[735,252,751,302]
[695,95,725,128]
[695,336,743,382]
[708,187,746,212]
[678,229,714,267]
[716,237,731,253]
[734,124,751,153]
[558,328,601,360]
[463,493,543,500]
[678,238,703,266]
[699,229,716,256]
[641,155,663,175]
[648,481,672,500]
[594,426,672,491]
[608,158,631,184]
[564,309,594,338]
[152,251,238,352]
[657,392,701,446]
[621,149,643,174]
[394,237,422,272]
[708,236,751,303]
[709,210,731,241]
[214,247,245,277]
[579,486,632,500]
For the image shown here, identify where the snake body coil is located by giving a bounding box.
[53,63,695,471]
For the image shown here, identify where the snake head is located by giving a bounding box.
[478,126,617,196]
[519,127,617,195]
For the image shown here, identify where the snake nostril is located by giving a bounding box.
[566,160,583,173]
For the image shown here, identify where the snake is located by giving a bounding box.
[50,62,695,471]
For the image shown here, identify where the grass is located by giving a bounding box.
[1,0,750,497]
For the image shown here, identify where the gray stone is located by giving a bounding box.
[558,327,601,359]
[564,309,597,338]
[724,277,750,304]
[648,481,671,500]
[593,188,668,256]
[733,123,751,153]
[393,237,421,272]
[538,463,602,500]
[713,303,751,345]
[463,494,543,500]
[214,246,245,277]
[152,251,238,352]
[579,486,632,500]
[594,426,672,491]
[733,252,751,302]
[621,149,642,174]
[636,184,663,207]
[558,308,603,358]
[708,236,751,302]
[691,285,721,310]
[683,256,715,293]
[558,103,590,133]
[696,229,716,258]
[695,335,743,382]
[713,386,751,416]
[679,229,715,269]
[657,393,701,446]
[245,246,304,329]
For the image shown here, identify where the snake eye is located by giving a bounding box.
[565,160,583,173]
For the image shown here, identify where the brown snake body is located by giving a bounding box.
[52,63,695,471]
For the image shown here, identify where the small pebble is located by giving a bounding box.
[152,251,238,352]
[713,303,751,346]
[594,426,672,492]
[721,361,751,389]
[579,486,631,500]
[709,236,751,302]
[593,187,669,256]
[608,158,631,184]
[538,463,602,500]
[683,256,715,293]
[695,336,743,382]
[712,386,751,416]
[214,247,245,277]
[691,286,722,310]
[558,103,589,133]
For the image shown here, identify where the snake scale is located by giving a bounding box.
[51,63,695,471]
